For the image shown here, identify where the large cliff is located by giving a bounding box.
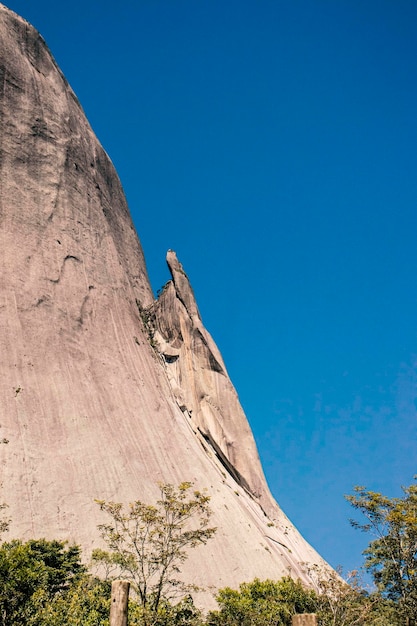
[0,3,327,604]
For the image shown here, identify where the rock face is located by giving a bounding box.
[0,3,328,605]
[150,251,273,510]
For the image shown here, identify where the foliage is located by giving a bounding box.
[93,482,217,613]
[207,577,318,626]
[136,299,158,350]
[306,565,400,626]
[0,539,85,625]
[0,503,9,539]
[128,595,203,626]
[23,575,111,626]
[0,438,10,538]
[346,482,417,621]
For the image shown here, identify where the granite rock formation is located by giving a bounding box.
[150,251,272,509]
[0,3,328,605]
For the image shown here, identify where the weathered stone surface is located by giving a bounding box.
[151,251,275,511]
[0,3,329,606]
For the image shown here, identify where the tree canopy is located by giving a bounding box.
[207,577,318,626]
[346,481,417,622]
[94,482,217,613]
[0,539,86,625]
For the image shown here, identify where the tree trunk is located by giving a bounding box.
[292,615,318,626]
[110,580,130,626]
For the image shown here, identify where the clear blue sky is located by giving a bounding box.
[5,0,417,579]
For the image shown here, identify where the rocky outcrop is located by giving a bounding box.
[150,251,273,510]
[0,3,329,606]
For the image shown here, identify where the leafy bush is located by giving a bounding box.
[0,539,85,625]
[207,577,318,626]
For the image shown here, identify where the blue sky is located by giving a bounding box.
[5,0,417,579]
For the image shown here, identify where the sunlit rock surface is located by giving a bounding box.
[0,3,328,606]
[151,250,273,506]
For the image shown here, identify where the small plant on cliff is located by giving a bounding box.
[0,437,9,538]
[135,299,158,350]
[93,482,217,614]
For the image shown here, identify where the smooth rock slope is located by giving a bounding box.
[0,3,328,604]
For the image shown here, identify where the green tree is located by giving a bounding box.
[93,482,217,614]
[33,575,111,626]
[207,577,318,626]
[0,539,85,625]
[346,482,417,622]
